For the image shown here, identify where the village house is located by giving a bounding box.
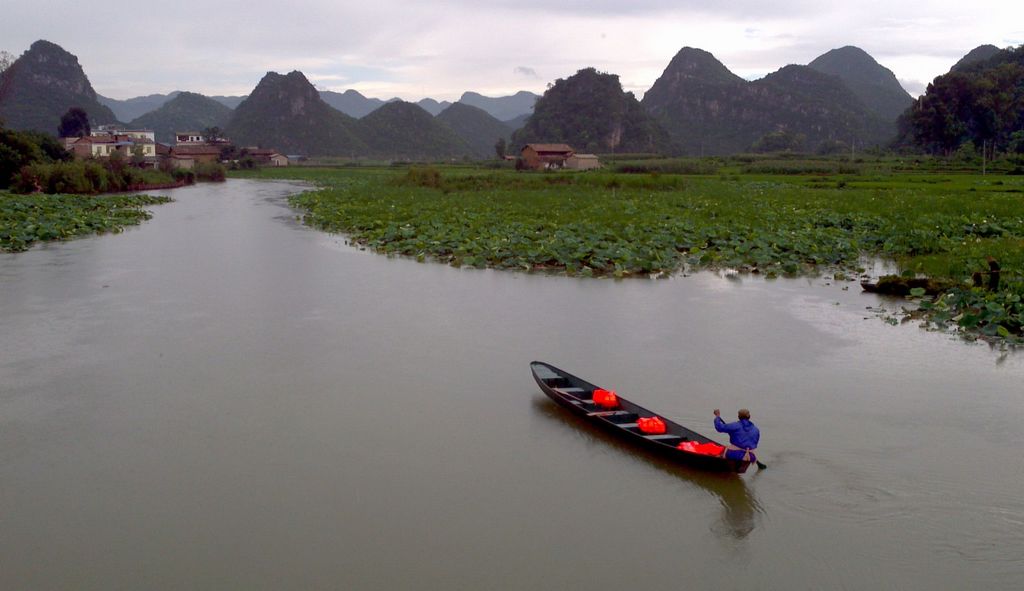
[175,131,232,146]
[93,124,156,143]
[168,145,222,168]
[245,148,289,167]
[65,133,157,163]
[520,144,575,170]
[175,131,207,145]
[565,154,601,170]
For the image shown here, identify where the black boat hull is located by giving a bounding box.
[531,361,751,474]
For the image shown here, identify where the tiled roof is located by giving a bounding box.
[523,143,575,154]
[171,146,222,156]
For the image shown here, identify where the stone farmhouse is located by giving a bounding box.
[520,144,600,170]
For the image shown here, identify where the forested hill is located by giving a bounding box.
[900,44,1024,156]
[642,47,894,155]
[512,67,670,154]
[641,47,747,155]
[951,45,1003,72]
[808,46,914,123]
[435,102,513,159]
[224,71,367,156]
[0,40,118,133]
[128,92,233,144]
[358,101,470,159]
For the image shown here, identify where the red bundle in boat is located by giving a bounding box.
[592,388,619,409]
[677,440,726,456]
[637,416,667,434]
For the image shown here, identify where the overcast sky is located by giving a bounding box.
[3,1,1022,101]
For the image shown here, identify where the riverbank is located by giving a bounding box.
[234,165,1024,344]
[0,192,173,252]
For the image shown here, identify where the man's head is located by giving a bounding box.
[738,409,751,420]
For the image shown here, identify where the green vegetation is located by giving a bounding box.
[192,161,227,182]
[236,162,1024,345]
[901,45,1024,157]
[11,154,182,194]
[1,123,71,188]
[1,192,172,252]
[58,107,91,138]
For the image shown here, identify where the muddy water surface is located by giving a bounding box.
[2,179,1023,589]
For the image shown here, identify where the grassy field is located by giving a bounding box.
[0,192,173,252]
[235,162,1024,344]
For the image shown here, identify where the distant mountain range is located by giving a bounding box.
[99,91,181,122]
[459,91,537,122]
[99,87,535,123]
[1,39,1011,159]
[222,70,504,158]
[319,90,390,118]
[642,47,898,154]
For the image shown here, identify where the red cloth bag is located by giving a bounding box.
[677,441,726,456]
[637,416,667,434]
[592,388,619,409]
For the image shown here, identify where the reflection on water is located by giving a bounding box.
[530,396,763,540]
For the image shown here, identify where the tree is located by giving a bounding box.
[1009,130,1024,154]
[58,107,90,138]
[203,126,223,142]
[219,144,239,161]
[751,129,806,153]
[0,123,68,188]
[494,137,507,159]
[130,145,147,167]
[903,45,1024,155]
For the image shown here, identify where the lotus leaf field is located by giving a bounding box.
[235,165,1024,345]
[0,192,173,252]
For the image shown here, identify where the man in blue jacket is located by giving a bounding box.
[714,408,759,462]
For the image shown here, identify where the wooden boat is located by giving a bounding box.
[531,361,752,473]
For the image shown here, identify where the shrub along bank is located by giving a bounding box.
[10,157,227,194]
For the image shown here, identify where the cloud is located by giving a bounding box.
[899,79,927,96]
[2,0,1022,100]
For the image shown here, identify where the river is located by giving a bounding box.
[2,179,1023,589]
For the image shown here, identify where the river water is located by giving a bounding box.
[2,179,1023,590]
